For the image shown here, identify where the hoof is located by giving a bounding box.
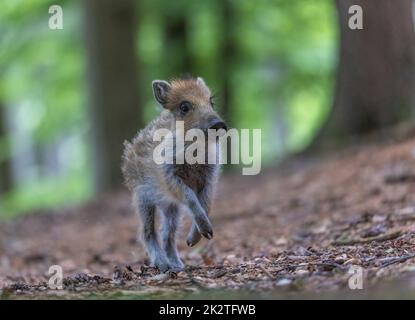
[196,219,213,241]
[187,229,202,247]
[153,257,171,273]
[202,230,213,240]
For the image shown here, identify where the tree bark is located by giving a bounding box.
[0,104,13,194]
[83,0,143,193]
[220,0,237,168]
[312,0,415,148]
[164,13,192,76]
[221,0,235,125]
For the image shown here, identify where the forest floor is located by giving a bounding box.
[2,132,415,299]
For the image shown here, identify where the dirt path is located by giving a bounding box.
[2,137,415,299]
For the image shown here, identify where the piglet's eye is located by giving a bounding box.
[179,101,191,115]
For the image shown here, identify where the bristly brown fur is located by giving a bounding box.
[122,77,220,191]
[164,78,211,110]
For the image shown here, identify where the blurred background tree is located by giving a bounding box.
[0,0,413,217]
[0,103,13,194]
[83,0,143,193]
[311,0,415,148]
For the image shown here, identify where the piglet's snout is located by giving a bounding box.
[207,118,227,132]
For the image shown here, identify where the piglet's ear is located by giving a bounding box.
[196,77,207,88]
[152,80,171,106]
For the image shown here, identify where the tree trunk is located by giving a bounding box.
[83,0,143,193]
[164,13,192,76]
[0,104,13,194]
[221,0,235,125]
[312,0,415,148]
[220,0,236,168]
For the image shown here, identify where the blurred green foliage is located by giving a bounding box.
[0,0,337,217]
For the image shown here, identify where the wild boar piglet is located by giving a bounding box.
[122,76,227,271]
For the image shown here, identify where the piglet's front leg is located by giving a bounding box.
[183,187,213,240]
[187,186,213,246]
[186,223,202,247]
[165,168,214,241]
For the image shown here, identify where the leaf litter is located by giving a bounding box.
[2,136,415,298]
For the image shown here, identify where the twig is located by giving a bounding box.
[210,270,227,279]
[332,230,403,246]
[259,265,276,280]
[312,262,348,272]
[185,269,205,289]
[379,253,415,269]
